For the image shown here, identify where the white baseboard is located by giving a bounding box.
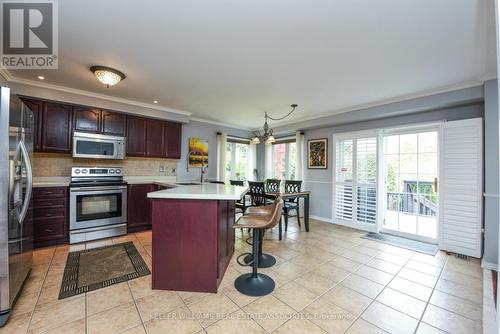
[481,260,498,271]
[309,215,333,223]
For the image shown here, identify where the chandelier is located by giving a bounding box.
[252,104,298,145]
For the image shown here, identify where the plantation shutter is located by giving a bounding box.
[440,118,483,257]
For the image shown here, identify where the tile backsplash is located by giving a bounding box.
[33,153,178,177]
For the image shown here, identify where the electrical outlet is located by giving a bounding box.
[159,165,165,173]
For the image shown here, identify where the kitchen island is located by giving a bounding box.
[147,183,248,293]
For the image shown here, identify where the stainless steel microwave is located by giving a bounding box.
[73,132,126,159]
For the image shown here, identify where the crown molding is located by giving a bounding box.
[6,76,193,116]
[266,79,486,129]
[481,71,498,82]
[190,117,253,131]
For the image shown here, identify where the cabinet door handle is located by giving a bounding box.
[44,229,53,233]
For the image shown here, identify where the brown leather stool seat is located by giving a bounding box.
[241,195,282,268]
[232,193,283,296]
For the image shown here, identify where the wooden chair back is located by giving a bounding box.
[266,179,281,193]
[248,181,266,206]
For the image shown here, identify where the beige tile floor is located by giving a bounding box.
[2,218,485,334]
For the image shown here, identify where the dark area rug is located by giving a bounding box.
[362,232,439,256]
[59,241,150,299]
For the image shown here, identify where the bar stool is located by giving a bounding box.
[242,195,282,268]
[233,194,283,296]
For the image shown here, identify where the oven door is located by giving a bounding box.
[72,133,125,160]
[69,186,127,230]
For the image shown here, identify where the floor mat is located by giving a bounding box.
[362,232,438,255]
[58,241,150,299]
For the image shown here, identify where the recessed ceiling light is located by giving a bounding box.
[90,65,126,88]
[37,75,45,80]
[153,100,158,104]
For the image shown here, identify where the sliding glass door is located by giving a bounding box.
[333,133,378,231]
[381,130,439,242]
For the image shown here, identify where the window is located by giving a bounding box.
[225,141,249,182]
[272,141,296,180]
[333,134,377,228]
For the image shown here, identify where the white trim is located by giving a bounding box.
[191,117,253,131]
[265,80,484,128]
[381,121,444,135]
[8,77,192,116]
[481,260,499,271]
[304,180,333,184]
[309,215,333,223]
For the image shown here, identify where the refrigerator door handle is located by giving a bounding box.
[17,140,32,225]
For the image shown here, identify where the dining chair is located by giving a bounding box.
[230,180,247,214]
[266,179,281,193]
[283,180,302,231]
[248,181,266,207]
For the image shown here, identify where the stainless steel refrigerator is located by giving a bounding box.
[0,86,34,326]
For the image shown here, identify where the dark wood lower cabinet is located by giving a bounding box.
[150,199,235,292]
[127,184,156,233]
[32,187,68,248]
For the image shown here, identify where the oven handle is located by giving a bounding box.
[70,185,127,192]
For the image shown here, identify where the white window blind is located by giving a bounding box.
[333,134,378,229]
[440,118,483,257]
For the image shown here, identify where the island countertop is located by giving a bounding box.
[147,183,248,200]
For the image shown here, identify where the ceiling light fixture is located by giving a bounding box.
[252,104,298,145]
[37,75,45,80]
[90,65,126,88]
[153,100,158,104]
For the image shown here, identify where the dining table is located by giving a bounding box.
[263,190,311,240]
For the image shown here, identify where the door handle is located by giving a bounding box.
[434,177,438,193]
[17,140,33,225]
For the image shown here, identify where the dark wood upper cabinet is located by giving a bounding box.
[146,119,165,158]
[101,111,125,136]
[164,122,182,159]
[21,99,43,151]
[18,97,182,158]
[42,102,72,152]
[126,116,147,156]
[73,107,100,133]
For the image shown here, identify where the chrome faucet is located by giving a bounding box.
[187,150,207,183]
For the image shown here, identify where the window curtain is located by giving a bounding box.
[265,143,273,179]
[247,142,257,181]
[216,132,227,182]
[295,131,304,180]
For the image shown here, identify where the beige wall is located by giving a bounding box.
[33,153,178,177]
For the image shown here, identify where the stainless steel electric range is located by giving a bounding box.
[69,167,127,243]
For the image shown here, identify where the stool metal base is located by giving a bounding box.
[234,273,275,296]
[243,253,276,268]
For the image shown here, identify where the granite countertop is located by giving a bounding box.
[33,177,70,187]
[147,183,248,200]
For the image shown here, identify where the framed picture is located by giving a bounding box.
[308,138,328,169]
[188,138,209,167]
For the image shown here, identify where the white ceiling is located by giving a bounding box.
[5,0,497,129]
